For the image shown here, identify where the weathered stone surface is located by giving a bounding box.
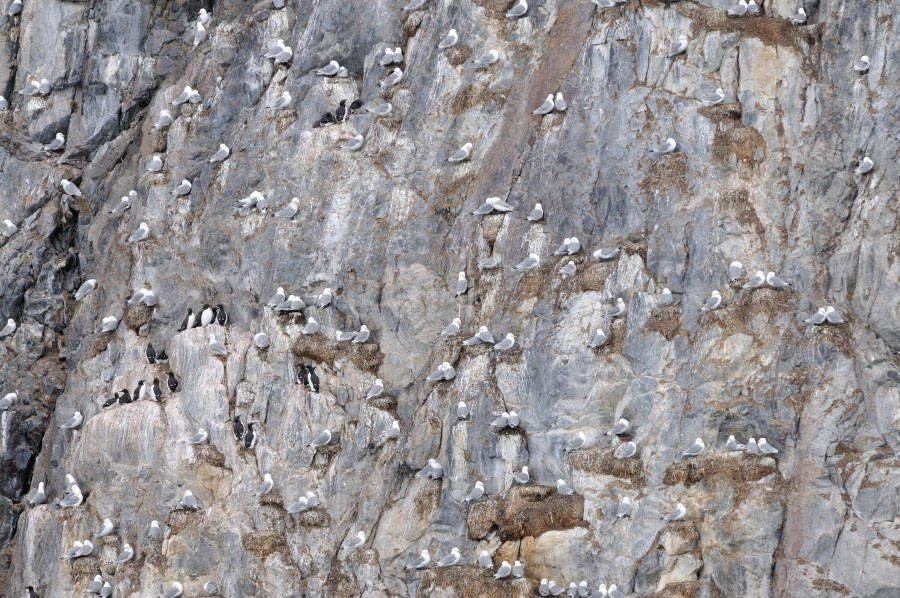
[1,0,899,597]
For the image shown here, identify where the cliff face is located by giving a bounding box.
[0,0,898,596]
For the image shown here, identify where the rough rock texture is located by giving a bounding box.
[1,0,899,597]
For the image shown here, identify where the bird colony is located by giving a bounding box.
[0,0,897,597]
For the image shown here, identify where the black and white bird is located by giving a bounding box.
[216,304,227,325]
[134,380,146,401]
[118,389,132,404]
[151,378,162,401]
[102,392,118,408]
[233,415,244,441]
[166,372,179,392]
[146,343,157,364]
[244,422,257,449]
[200,304,217,326]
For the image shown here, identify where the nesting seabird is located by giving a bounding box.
[316,288,333,308]
[380,68,403,90]
[344,531,366,550]
[366,378,384,399]
[512,466,530,484]
[699,290,722,312]
[254,473,274,496]
[159,581,184,598]
[93,518,115,540]
[273,197,300,218]
[494,560,512,578]
[455,271,469,295]
[472,49,500,66]
[463,480,485,503]
[660,288,678,305]
[514,253,540,271]
[58,484,83,508]
[554,93,567,111]
[728,261,743,281]
[341,134,364,151]
[60,179,83,196]
[527,203,544,221]
[352,325,370,343]
[565,432,586,452]
[309,428,332,448]
[110,192,135,215]
[767,271,791,289]
[660,503,687,522]
[271,91,292,110]
[701,87,725,106]
[463,325,494,345]
[179,490,199,510]
[615,441,637,459]
[1,219,17,237]
[455,401,469,420]
[758,438,779,454]
[588,328,608,348]
[59,411,83,429]
[606,297,627,318]
[153,110,173,129]
[301,318,318,335]
[173,179,192,196]
[208,333,228,355]
[87,575,104,593]
[243,422,257,449]
[113,542,134,564]
[183,428,208,445]
[490,412,510,428]
[593,246,622,260]
[44,132,66,152]
[679,438,705,458]
[855,156,873,175]
[26,482,46,506]
[726,435,746,451]
[616,496,633,518]
[438,28,458,49]
[406,549,431,569]
[448,142,472,162]
[607,418,630,436]
[478,551,494,569]
[650,137,677,157]
[824,306,845,324]
[494,333,515,352]
[440,317,461,336]
[200,305,216,326]
[854,55,870,73]
[367,102,393,117]
[0,319,16,339]
[167,372,179,392]
[506,0,527,17]
[666,34,688,58]
[432,546,460,567]
[478,256,501,269]
[209,143,230,163]
[727,0,748,16]
[743,270,766,289]
[556,479,574,496]
[193,21,207,48]
[7,0,22,16]
[203,581,220,595]
[788,6,807,25]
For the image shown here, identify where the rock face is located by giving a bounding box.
[0,0,898,597]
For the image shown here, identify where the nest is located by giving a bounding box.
[566,447,644,481]
[420,566,532,598]
[292,334,383,373]
[645,305,684,341]
[467,485,585,541]
[663,453,778,488]
[242,530,290,560]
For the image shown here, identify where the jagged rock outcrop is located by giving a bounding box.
[1,0,898,597]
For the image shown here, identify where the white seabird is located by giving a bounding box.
[255,473,274,496]
[506,0,527,17]
[153,110,173,129]
[60,411,82,429]
[448,142,472,162]
[766,271,792,289]
[478,551,493,569]
[701,87,725,106]
[556,479,574,496]
[726,435,746,451]
[616,496,633,518]
[853,55,870,73]
[824,306,845,324]
[758,438,779,454]
[380,68,403,90]
[456,401,469,419]
[60,179,83,196]
[45,132,66,151]
[588,328,607,348]
[1,220,17,237]
[438,28,458,49]
[666,34,688,58]
[179,490,199,510]
[317,288,333,308]
[113,543,134,564]
[341,134,364,151]
[366,378,384,399]
[208,333,228,355]
[527,203,544,221]
[727,0,748,16]
[472,49,500,66]
[728,260,743,281]
[660,503,686,522]
[593,246,622,260]
[309,429,332,448]
[606,297,627,318]
[209,143,230,163]
[615,441,637,459]
[788,6,807,25]
[100,316,119,333]
[273,197,300,218]
[743,270,766,289]
[565,431,586,452]
[855,156,873,175]
[127,222,150,243]
[463,480,485,503]
[271,91,292,110]
[554,92,567,111]
[679,438,705,458]
[440,317,461,336]
[437,547,461,567]
[607,418,630,436]
[494,333,515,352]
[494,560,512,578]
[344,531,366,549]
[0,318,17,339]
[146,155,163,172]
[650,137,677,157]
[301,318,318,334]
[352,325,370,343]
[406,549,431,569]
[173,179,192,195]
[514,253,540,271]
[699,290,722,312]
[455,271,468,295]
[512,466,529,484]
[74,279,97,300]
